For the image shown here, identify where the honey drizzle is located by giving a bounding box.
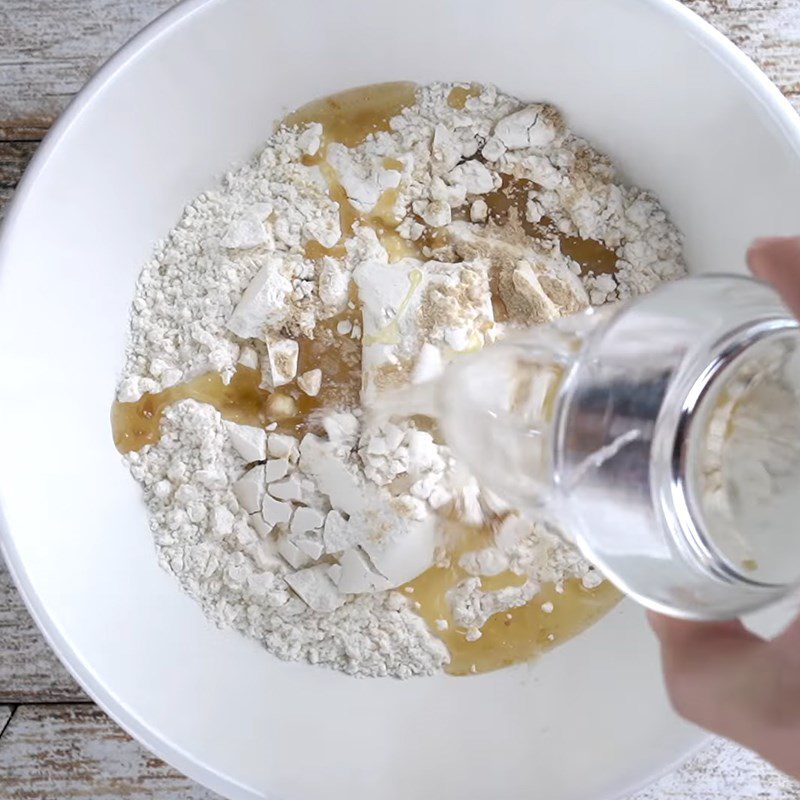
[408,569,621,676]
[112,367,277,454]
[482,175,619,275]
[284,82,417,148]
[447,84,482,110]
[560,235,618,275]
[403,519,621,675]
[111,303,365,455]
[484,174,540,233]
[289,82,425,265]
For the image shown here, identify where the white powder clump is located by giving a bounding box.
[448,578,540,630]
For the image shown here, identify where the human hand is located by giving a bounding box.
[648,236,800,779]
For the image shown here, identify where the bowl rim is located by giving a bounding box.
[2,0,799,796]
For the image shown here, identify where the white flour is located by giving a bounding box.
[118,127,340,402]
[118,82,685,677]
[129,400,449,677]
[699,340,800,581]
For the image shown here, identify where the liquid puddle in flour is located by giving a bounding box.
[402,519,621,676]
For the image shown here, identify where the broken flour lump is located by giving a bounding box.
[115,82,685,677]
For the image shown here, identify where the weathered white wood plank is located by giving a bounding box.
[0,560,87,703]
[0,139,36,220]
[630,738,800,799]
[0,0,176,139]
[683,0,800,112]
[0,81,87,704]
[0,704,221,799]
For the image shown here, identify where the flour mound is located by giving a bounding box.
[119,82,685,677]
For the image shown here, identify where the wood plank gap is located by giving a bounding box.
[0,705,16,740]
[5,699,95,707]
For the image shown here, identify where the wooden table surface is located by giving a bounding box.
[1,1,800,797]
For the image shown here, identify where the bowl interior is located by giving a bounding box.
[3,0,800,798]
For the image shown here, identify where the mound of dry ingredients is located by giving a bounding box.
[115,82,686,678]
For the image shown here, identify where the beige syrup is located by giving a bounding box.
[112,82,621,674]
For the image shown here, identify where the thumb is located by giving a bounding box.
[647,613,768,741]
[747,236,800,318]
[649,610,800,778]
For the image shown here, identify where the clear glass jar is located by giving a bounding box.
[386,276,800,619]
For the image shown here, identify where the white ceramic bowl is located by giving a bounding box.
[2,1,800,798]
